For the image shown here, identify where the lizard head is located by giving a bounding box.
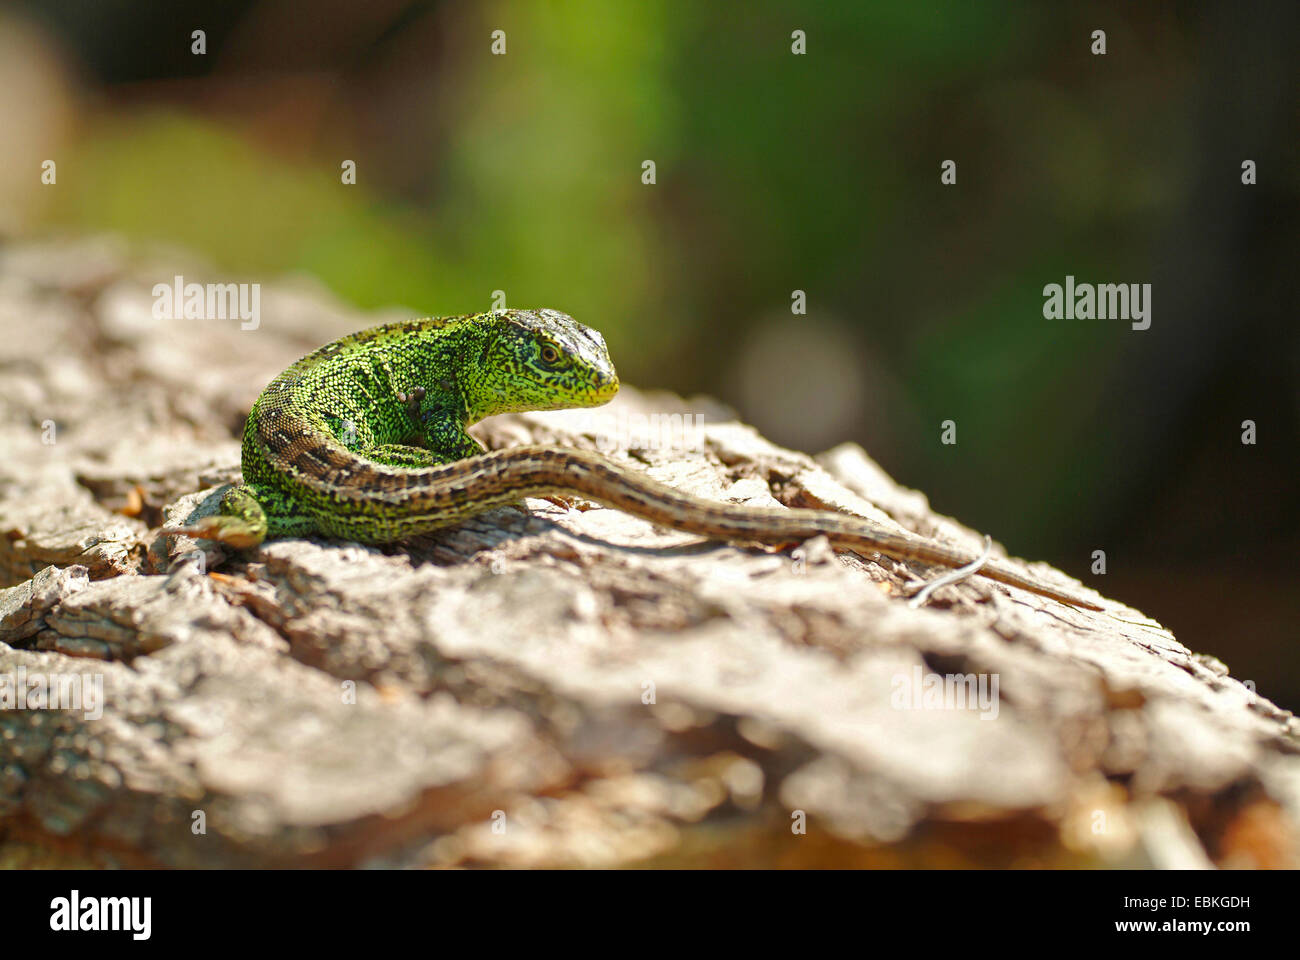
[468,308,620,418]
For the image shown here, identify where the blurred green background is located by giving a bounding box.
[1,1,1296,704]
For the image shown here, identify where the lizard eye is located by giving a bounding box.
[540,345,560,365]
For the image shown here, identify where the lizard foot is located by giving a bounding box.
[161,485,269,549]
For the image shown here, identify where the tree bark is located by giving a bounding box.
[1,237,1295,868]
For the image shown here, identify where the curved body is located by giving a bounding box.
[168,309,1101,610]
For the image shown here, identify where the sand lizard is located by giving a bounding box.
[163,308,1102,611]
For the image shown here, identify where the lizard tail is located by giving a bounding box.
[548,451,1104,610]
[308,446,1102,611]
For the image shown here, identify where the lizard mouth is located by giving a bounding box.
[591,371,620,403]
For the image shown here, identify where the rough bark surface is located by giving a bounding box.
[1,237,1296,868]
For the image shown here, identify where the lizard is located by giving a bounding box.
[162,308,1103,611]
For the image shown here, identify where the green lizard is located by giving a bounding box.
[164,308,1102,610]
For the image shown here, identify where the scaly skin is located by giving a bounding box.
[166,308,1102,610]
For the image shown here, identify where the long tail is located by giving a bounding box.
[264,444,1103,611]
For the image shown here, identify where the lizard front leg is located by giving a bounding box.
[403,390,485,462]
[360,443,453,468]
[423,426,486,462]
[391,383,484,463]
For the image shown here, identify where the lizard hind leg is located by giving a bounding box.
[163,483,272,549]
